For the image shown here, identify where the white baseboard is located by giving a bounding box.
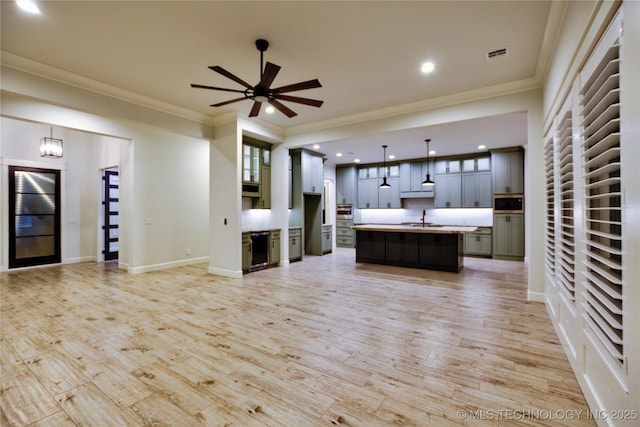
[527,290,546,302]
[128,256,209,274]
[207,266,242,278]
[63,256,97,264]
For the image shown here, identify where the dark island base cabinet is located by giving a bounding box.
[356,230,463,272]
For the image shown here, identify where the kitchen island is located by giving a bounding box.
[352,224,477,272]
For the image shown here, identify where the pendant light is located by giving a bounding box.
[40,127,63,158]
[422,138,435,187]
[380,145,391,189]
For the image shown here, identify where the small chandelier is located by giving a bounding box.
[422,138,435,187]
[40,127,63,158]
[380,145,391,189]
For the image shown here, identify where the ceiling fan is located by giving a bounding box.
[191,39,323,118]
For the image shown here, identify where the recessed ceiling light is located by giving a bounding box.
[313,144,320,149]
[265,106,275,114]
[429,150,436,155]
[336,152,343,157]
[354,158,361,163]
[421,62,435,73]
[478,144,486,150]
[388,154,395,160]
[16,0,40,14]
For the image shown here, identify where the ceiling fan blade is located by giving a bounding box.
[191,83,246,93]
[260,62,281,88]
[277,94,324,108]
[272,79,322,94]
[209,66,253,89]
[210,96,248,107]
[268,99,297,118]
[249,101,262,117]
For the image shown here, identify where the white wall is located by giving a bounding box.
[1,91,210,273]
[0,118,114,269]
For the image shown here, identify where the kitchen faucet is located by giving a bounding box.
[421,209,426,227]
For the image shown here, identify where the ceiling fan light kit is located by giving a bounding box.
[191,39,323,118]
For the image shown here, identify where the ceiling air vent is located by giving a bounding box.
[487,47,509,60]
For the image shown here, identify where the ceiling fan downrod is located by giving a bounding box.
[255,39,269,79]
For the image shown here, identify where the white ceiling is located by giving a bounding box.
[1,1,552,164]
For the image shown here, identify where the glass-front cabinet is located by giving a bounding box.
[242,138,271,205]
[243,144,260,184]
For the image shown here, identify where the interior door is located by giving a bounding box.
[8,166,61,268]
[103,168,119,261]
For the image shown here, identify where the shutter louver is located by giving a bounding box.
[544,137,556,276]
[579,35,624,377]
[556,110,576,304]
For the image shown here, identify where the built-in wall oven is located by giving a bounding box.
[493,194,524,213]
[336,204,353,220]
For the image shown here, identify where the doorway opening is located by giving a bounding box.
[102,167,119,261]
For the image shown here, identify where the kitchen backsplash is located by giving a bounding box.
[355,199,493,226]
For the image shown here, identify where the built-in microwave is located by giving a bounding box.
[336,204,353,219]
[493,195,524,213]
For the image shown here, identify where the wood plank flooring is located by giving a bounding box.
[1,249,595,426]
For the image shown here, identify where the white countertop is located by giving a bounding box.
[352,224,477,234]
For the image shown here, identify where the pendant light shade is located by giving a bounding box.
[422,138,435,187]
[380,145,391,189]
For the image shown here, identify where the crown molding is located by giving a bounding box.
[284,76,543,137]
[1,51,214,126]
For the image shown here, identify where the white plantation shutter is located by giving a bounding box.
[556,110,576,304]
[544,136,556,276]
[579,20,624,379]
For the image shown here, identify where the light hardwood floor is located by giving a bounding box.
[1,249,594,426]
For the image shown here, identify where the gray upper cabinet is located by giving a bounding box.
[462,156,491,172]
[302,150,324,194]
[434,173,462,208]
[336,166,357,205]
[357,165,400,209]
[434,159,461,174]
[357,177,379,209]
[378,176,401,208]
[400,160,434,198]
[462,171,492,208]
[492,149,524,194]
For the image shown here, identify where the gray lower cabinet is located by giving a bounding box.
[269,230,280,266]
[492,214,524,260]
[464,227,492,257]
[289,228,302,262]
[434,173,462,208]
[322,225,332,254]
[336,219,354,248]
[242,232,251,272]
